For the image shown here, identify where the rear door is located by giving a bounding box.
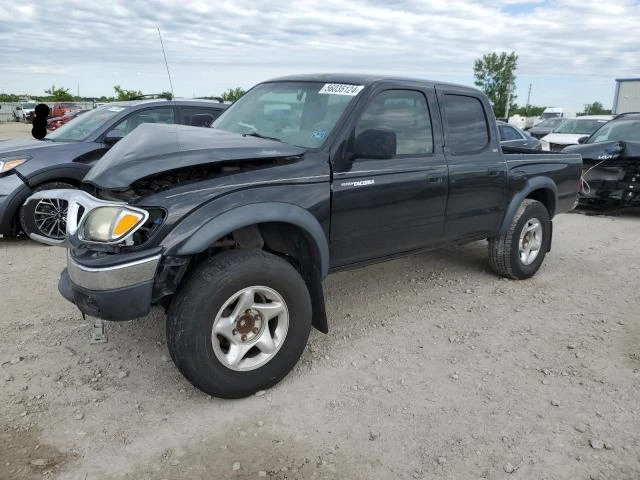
[330,86,448,267]
[437,88,507,239]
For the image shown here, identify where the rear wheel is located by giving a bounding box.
[19,182,75,241]
[488,199,551,279]
[167,249,312,398]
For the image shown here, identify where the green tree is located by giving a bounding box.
[473,51,518,118]
[511,104,546,117]
[113,85,143,101]
[44,85,74,101]
[582,101,610,115]
[159,91,173,100]
[0,93,20,102]
[221,87,246,102]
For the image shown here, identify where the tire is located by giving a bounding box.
[167,249,312,398]
[488,199,551,280]
[19,181,75,241]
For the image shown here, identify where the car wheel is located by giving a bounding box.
[488,199,551,280]
[19,182,75,241]
[167,249,312,398]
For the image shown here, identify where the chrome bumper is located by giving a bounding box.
[67,253,161,291]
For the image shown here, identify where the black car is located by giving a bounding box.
[0,99,227,240]
[527,117,565,139]
[564,112,640,207]
[497,121,541,150]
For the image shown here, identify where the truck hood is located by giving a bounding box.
[563,140,640,162]
[84,123,306,190]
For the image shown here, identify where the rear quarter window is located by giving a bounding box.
[444,94,490,154]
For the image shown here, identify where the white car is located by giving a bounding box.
[540,115,613,152]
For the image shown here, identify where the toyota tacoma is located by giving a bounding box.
[23,74,583,398]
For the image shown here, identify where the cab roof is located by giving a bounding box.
[265,73,480,94]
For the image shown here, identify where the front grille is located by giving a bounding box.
[550,143,566,152]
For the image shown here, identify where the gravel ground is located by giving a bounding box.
[1,122,639,480]
[0,121,32,140]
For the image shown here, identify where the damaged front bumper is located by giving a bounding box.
[59,252,161,321]
[23,189,167,320]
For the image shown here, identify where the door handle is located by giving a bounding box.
[427,175,444,184]
[487,168,502,176]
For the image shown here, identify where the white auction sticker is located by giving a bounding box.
[318,84,365,96]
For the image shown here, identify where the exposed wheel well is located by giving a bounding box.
[33,178,82,189]
[526,188,555,217]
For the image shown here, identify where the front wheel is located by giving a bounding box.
[19,181,75,241]
[488,199,551,279]
[167,249,312,398]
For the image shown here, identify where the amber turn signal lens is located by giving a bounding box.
[113,212,143,237]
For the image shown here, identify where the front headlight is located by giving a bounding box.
[82,206,148,242]
[540,140,550,151]
[0,157,28,174]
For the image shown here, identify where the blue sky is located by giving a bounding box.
[1,0,639,111]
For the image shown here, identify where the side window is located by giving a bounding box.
[113,107,175,134]
[444,94,489,154]
[180,107,222,127]
[498,125,522,141]
[355,90,433,156]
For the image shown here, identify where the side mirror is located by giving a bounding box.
[103,130,125,146]
[353,128,397,159]
[577,136,589,144]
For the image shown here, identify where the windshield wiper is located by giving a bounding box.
[242,131,282,143]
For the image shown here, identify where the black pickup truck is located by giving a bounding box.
[23,74,582,398]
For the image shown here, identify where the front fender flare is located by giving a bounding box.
[499,177,557,236]
[166,202,330,278]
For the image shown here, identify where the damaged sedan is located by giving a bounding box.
[564,112,640,208]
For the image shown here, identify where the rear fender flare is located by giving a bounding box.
[499,177,557,236]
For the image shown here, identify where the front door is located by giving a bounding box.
[330,88,448,267]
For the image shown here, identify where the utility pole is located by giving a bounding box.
[505,82,512,119]
[77,83,80,99]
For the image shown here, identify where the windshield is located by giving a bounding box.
[588,119,640,144]
[553,119,609,135]
[541,112,561,119]
[212,81,363,148]
[22,103,36,109]
[46,106,128,142]
[535,118,564,129]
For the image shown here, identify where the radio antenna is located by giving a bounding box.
[157,27,174,99]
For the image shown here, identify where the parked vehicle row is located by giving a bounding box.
[20,74,582,398]
[540,115,613,151]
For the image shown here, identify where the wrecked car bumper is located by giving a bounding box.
[59,252,161,321]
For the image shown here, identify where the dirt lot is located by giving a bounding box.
[0,121,32,140]
[1,123,639,480]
